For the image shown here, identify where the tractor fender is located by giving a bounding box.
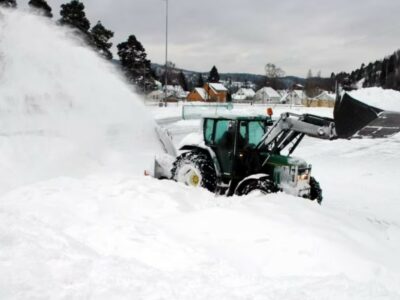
[179,144,222,177]
[235,173,271,195]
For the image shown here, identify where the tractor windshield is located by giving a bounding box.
[240,120,267,149]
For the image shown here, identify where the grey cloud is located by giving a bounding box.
[30,1,400,76]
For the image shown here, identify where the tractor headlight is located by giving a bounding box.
[298,174,309,181]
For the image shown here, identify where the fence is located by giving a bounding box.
[182,103,234,120]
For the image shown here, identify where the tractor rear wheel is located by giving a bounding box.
[309,176,323,204]
[171,151,217,192]
[235,178,278,196]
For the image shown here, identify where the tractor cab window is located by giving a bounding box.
[215,120,235,145]
[204,119,215,145]
[239,121,267,149]
[214,119,237,175]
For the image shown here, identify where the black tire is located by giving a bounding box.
[171,151,217,192]
[236,178,278,196]
[309,176,323,204]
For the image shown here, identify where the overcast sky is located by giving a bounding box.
[29,0,400,77]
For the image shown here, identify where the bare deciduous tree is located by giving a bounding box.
[264,63,285,90]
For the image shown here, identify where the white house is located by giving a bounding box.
[164,85,185,98]
[315,91,336,102]
[146,90,165,101]
[232,88,255,101]
[254,87,281,103]
[279,90,305,105]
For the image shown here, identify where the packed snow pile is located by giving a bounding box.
[2,134,400,299]
[0,9,162,193]
[350,87,400,111]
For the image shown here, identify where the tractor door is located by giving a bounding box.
[207,119,237,175]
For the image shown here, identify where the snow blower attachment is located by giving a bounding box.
[154,92,400,204]
[334,93,400,138]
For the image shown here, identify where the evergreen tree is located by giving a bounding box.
[196,73,204,87]
[0,0,16,8]
[379,59,387,86]
[178,71,188,91]
[117,35,155,93]
[29,0,52,17]
[226,92,232,102]
[90,21,114,60]
[388,54,396,74]
[208,65,220,83]
[59,0,90,34]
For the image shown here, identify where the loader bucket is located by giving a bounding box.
[334,93,400,138]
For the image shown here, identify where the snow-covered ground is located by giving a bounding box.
[1,8,400,300]
[2,131,400,299]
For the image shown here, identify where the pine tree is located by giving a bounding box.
[90,21,114,60]
[59,0,90,34]
[117,35,155,93]
[178,71,188,91]
[196,73,204,87]
[388,54,396,75]
[208,66,220,83]
[0,0,16,8]
[29,0,52,17]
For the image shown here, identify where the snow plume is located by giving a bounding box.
[0,9,161,193]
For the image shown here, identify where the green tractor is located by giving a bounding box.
[171,114,324,203]
[153,93,400,203]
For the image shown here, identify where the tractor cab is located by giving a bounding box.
[202,115,274,189]
[200,114,317,198]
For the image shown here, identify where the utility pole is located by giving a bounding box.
[163,0,169,106]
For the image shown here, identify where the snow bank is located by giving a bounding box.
[0,9,162,193]
[349,87,400,111]
[1,167,400,299]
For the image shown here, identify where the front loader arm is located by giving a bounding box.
[257,91,400,154]
[256,112,337,154]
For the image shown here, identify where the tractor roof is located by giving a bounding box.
[203,114,273,122]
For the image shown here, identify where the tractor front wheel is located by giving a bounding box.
[235,178,278,196]
[171,151,217,192]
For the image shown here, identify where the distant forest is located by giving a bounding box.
[334,49,400,91]
[153,48,400,96]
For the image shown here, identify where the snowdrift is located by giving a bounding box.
[350,87,400,112]
[0,9,162,193]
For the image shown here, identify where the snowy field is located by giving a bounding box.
[1,8,400,300]
[2,103,400,299]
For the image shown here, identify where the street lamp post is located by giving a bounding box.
[163,0,169,106]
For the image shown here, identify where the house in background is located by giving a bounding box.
[304,91,336,107]
[187,87,208,101]
[147,84,189,102]
[187,83,228,102]
[291,90,306,105]
[146,90,164,101]
[232,88,255,101]
[205,83,228,102]
[164,85,184,97]
[254,87,281,103]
